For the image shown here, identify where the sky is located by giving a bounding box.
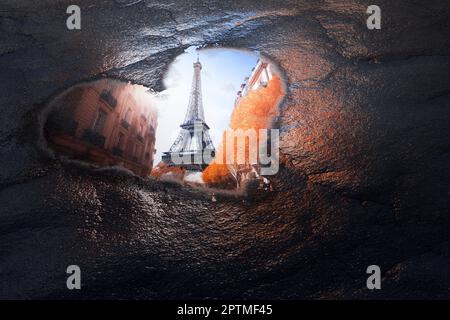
[152,46,259,166]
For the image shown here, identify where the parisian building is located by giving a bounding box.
[231,58,275,190]
[45,79,157,177]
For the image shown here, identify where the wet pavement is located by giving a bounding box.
[1,0,450,299]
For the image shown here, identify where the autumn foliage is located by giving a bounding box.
[202,74,284,187]
[151,162,186,181]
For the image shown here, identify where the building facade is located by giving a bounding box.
[45,80,157,177]
[235,58,274,105]
[231,57,276,189]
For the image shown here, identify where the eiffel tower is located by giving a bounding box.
[161,56,215,171]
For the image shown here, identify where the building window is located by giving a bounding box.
[124,109,132,123]
[92,109,108,134]
[117,132,125,149]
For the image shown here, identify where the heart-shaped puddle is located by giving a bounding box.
[44,47,286,193]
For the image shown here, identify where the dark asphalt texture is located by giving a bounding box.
[1,0,450,299]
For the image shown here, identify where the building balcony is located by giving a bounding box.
[81,129,106,148]
[100,90,117,109]
[259,80,268,87]
[121,119,130,129]
[112,147,124,157]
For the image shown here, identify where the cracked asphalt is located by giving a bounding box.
[1,0,450,299]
